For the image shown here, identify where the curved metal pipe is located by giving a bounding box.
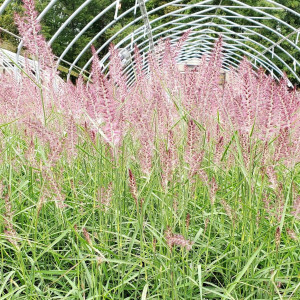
[0,0,13,16]
[1,0,299,83]
[78,0,299,82]
[88,13,295,82]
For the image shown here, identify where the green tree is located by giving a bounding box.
[1,0,299,83]
[0,0,23,51]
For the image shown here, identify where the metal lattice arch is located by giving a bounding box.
[0,0,300,85]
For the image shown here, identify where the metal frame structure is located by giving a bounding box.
[0,0,299,84]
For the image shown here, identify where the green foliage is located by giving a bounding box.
[34,0,114,68]
[0,0,23,50]
[0,0,300,81]
[0,116,299,299]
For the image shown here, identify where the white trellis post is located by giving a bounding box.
[137,0,154,51]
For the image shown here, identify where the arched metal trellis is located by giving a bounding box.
[0,0,299,85]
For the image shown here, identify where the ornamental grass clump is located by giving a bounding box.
[0,0,299,299]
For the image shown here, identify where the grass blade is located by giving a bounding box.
[226,244,263,296]
[141,283,149,300]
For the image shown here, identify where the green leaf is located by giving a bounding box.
[225,244,263,296]
[141,283,149,300]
